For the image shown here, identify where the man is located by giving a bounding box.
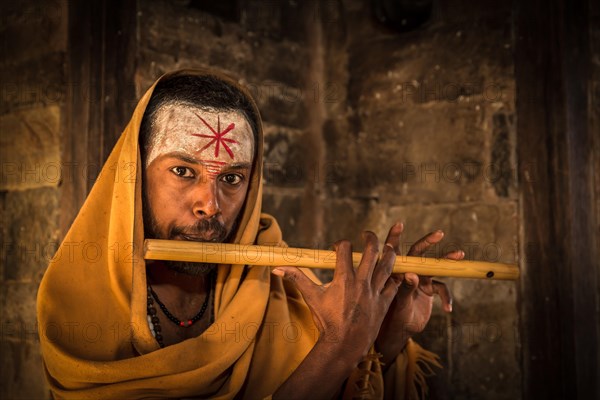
[37,70,463,399]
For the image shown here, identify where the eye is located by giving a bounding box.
[170,166,195,178]
[220,173,243,185]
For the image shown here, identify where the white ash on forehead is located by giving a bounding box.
[146,105,254,167]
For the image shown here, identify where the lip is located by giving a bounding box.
[179,234,208,241]
[178,233,220,242]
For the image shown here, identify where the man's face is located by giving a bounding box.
[143,104,254,247]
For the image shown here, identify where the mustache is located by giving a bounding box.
[168,218,228,242]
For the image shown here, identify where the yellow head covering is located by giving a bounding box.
[37,69,316,399]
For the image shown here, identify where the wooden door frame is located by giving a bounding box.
[61,0,137,235]
[515,0,599,398]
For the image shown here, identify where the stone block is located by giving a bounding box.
[0,106,61,191]
[377,201,518,264]
[321,117,354,193]
[245,41,309,89]
[376,202,519,398]
[139,0,310,79]
[139,0,252,77]
[241,0,283,36]
[447,278,520,399]
[335,103,489,204]
[0,340,50,400]
[138,0,310,129]
[139,0,220,53]
[1,282,40,343]
[136,48,188,88]
[263,125,310,188]
[490,112,515,198]
[242,0,308,43]
[261,191,304,247]
[374,202,453,250]
[321,198,382,251]
[250,81,309,129]
[0,0,67,65]
[337,9,516,208]
[450,202,518,264]
[0,53,66,115]
[208,43,254,75]
[347,21,513,108]
[1,187,59,282]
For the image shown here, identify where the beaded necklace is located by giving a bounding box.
[146,271,215,348]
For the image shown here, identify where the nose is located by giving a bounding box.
[191,181,221,219]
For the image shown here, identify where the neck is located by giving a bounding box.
[146,261,216,346]
[147,261,213,296]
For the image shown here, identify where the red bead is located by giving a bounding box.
[179,321,184,327]
[188,320,193,326]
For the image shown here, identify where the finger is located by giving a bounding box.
[432,280,453,312]
[384,222,404,254]
[272,267,320,302]
[273,268,326,333]
[356,231,380,282]
[397,272,419,299]
[380,274,401,304]
[372,243,396,291]
[408,230,444,256]
[333,240,355,281]
[444,250,465,261]
[390,272,405,281]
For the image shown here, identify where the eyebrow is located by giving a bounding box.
[163,152,252,169]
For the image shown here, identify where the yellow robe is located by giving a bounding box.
[37,69,439,399]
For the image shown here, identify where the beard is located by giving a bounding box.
[143,192,238,276]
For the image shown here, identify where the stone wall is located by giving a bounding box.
[1,1,67,398]
[135,0,322,250]
[1,0,596,399]
[331,2,520,398]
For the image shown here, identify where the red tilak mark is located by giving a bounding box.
[201,160,226,165]
[201,160,226,179]
[192,114,238,159]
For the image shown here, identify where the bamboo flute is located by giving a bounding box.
[144,239,519,281]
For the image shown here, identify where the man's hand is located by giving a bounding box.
[375,222,464,366]
[272,231,401,400]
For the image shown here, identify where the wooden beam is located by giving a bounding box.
[61,0,137,236]
[515,0,599,398]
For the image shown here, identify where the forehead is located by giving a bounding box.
[147,104,254,165]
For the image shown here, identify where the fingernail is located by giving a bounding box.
[447,304,453,312]
[385,243,395,250]
[271,268,285,277]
